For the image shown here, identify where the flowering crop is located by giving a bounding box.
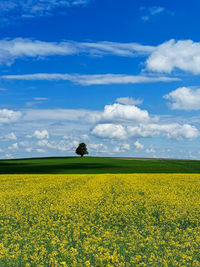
[0,174,200,266]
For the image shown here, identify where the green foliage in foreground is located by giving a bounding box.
[0,157,200,174]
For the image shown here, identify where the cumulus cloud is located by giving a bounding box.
[145,146,156,153]
[5,132,17,140]
[5,153,13,159]
[29,129,49,139]
[89,143,108,153]
[92,124,127,140]
[0,109,21,124]
[20,102,197,144]
[116,97,143,105]
[1,73,179,85]
[0,100,199,159]
[8,143,19,150]
[134,140,144,150]
[101,103,150,123]
[127,123,199,140]
[19,141,29,147]
[92,107,199,140]
[114,143,130,153]
[20,104,150,126]
[37,139,79,151]
[146,39,200,74]
[164,87,200,110]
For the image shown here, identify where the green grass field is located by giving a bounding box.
[0,156,200,174]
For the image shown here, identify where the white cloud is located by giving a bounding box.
[89,143,108,153]
[0,100,199,159]
[0,38,76,65]
[0,38,155,65]
[164,87,200,110]
[141,16,150,22]
[114,143,130,153]
[80,134,89,140]
[26,97,49,107]
[0,109,21,124]
[8,143,18,150]
[116,97,143,105]
[1,73,179,85]
[36,148,45,153]
[72,140,79,147]
[122,143,130,150]
[101,103,150,122]
[21,104,149,126]
[127,123,199,140]
[20,105,198,142]
[134,140,144,150]
[23,108,101,123]
[72,0,89,5]
[0,0,90,20]
[5,132,17,140]
[29,129,49,139]
[113,146,120,153]
[92,104,199,140]
[37,139,78,152]
[77,41,155,56]
[5,153,13,159]
[145,146,156,153]
[19,141,29,147]
[37,139,49,147]
[33,97,48,101]
[2,38,200,78]
[141,6,165,21]
[26,147,32,153]
[146,39,200,74]
[150,6,165,15]
[92,124,127,140]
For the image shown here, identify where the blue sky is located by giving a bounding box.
[1,0,200,159]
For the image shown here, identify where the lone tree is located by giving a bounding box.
[75,143,89,157]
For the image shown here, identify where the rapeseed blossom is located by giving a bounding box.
[0,174,200,266]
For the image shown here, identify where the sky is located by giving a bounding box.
[1,0,200,159]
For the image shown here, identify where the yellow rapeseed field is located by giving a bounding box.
[0,174,200,266]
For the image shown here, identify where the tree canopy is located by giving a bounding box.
[75,143,88,157]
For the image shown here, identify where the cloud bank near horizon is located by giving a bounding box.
[0,102,198,141]
[0,100,199,159]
